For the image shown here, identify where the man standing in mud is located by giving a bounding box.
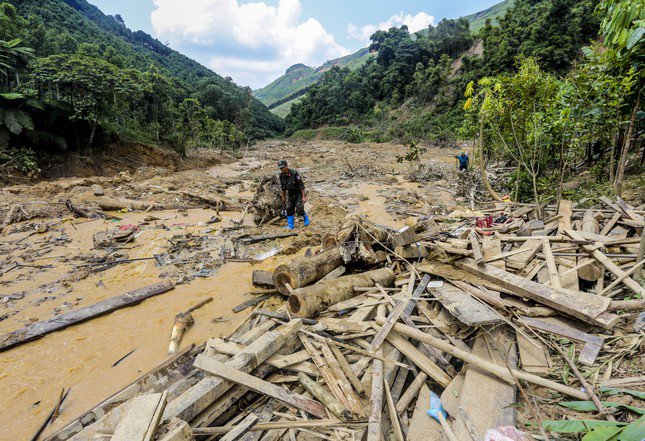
[278,160,310,230]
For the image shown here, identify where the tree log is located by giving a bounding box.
[273,248,344,295]
[0,281,174,351]
[288,268,395,318]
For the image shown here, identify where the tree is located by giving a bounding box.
[202,118,246,151]
[596,0,644,195]
[0,38,34,88]
[466,58,559,205]
[177,98,206,156]
[141,65,175,143]
[30,53,136,149]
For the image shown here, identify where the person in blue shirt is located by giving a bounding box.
[455,152,469,171]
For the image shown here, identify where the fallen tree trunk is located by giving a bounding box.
[288,268,395,318]
[0,281,174,352]
[273,248,344,295]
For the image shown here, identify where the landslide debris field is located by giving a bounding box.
[0,141,462,440]
[1,141,643,441]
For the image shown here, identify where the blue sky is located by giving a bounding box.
[89,0,502,89]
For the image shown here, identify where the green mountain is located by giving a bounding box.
[253,47,373,112]
[6,0,283,140]
[465,0,514,32]
[252,0,511,113]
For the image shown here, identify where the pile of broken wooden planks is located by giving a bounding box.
[49,198,644,441]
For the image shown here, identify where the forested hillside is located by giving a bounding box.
[0,0,283,178]
[253,0,513,114]
[286,0,643,202]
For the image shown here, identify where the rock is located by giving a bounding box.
[92,185,105,196]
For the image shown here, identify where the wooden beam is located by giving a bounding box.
[298,372,350,421]
[457,259,616,328]
[374,318,588,400]
[565,230,644,296]
[163,320,302,424]
[111,392,168,441]
[367,351,384,441]
[369,274,431,352]
[220,414,260,441]
[381,330,451,388]
[433,284,503,326]
[469,232,484,264]
[194,356,327,418]
[384,375,404,441]
[600,259,645,297]
[328,341,367,397]
[519,317,604,366]
[192,419,368,435]
[0,281,174,351]
[319,341,366,417]
[541,238,561,288]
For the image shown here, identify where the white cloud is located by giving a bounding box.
[151,0,350,88]
[347,12,435,42]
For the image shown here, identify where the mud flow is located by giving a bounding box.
[0,141,460,440]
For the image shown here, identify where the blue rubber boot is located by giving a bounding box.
[286,215,295,230]
[303,213,310,227]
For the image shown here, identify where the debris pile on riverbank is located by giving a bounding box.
[47,196,644,441]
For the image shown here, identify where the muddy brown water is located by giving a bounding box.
[0,208,276,440]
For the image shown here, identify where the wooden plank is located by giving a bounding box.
[232,294,272,313]
[600,259,645,296]
[367,351,384,441]
[616,196,645,224]
[299,335,353,410]
[298,372,350,420]
[541,238,561,288]
[519,317,604,366]
[221,413,260,441]
[482,234,505,270]
[319,341,366,417]
[505,239,542,270]
[252,270,275,287]
[192,420,367,435]
[600,213,621,236]
[565,229,645,296]
[433,284,503,326]
[369,274,431,352]
[383,331,451,388]
[194,356,327,418]
[0,281,174,352]
[384,375,404,441]
[469,232,484,264]
[457,259,615,328]
[392,227,421,248]
[516,333,550,375]
[318,318,372,333]
[407,384,442,441]
[207,339,318,376]
[328,342,367,397]
[163,320,302,424]
[453,331,516,440]
[112,392,168,441]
